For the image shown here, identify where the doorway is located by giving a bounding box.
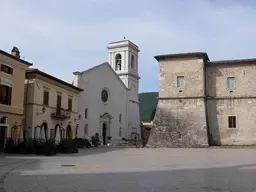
[66,125,72,139]
[102,123,107,145]
[0,126,6,150]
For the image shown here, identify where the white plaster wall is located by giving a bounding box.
[74,64,128,141]
[107,41,141,139]
[128,100,141,137]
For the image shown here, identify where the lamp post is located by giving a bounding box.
[34,107,46,140]
[74,114,81,122]
[75,124,79,138]
[36,107,46,116]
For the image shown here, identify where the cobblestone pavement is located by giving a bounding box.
[3,148,256,192]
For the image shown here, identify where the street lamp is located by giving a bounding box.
[36,107,46,116]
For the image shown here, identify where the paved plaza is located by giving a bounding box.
[1,148,256,191]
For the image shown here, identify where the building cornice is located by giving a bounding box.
[158,96,205,100]
[117,72,140,80]
[0,50,33,66]
[24,103,79,114]
[0,111,24,118]
[129,99,140,104]
[206,96,256,100]
[26,70,83,94]
[158,96,256,100]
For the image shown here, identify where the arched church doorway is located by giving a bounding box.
[100,113,112,145]
[102,122,107,145]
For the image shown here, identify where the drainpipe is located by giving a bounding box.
[203,58,211,146]
[23,75,29,141]
[126,88,129,140]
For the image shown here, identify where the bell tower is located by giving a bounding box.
[107,40,141,136]
[108,40,140,97]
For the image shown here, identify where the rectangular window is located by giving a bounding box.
[85,108,88,118]
[0,85,12,105]
[43,91,49,106]
[227,77,235,89]
[68,98,72,111]
[56,95,62,115]
[177,76,185,88]
[228,116,236,128]
[1,64,13,75]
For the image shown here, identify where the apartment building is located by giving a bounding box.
[24,68,83,140]
[0,47,32,149]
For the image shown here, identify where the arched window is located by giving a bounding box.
[85,108,88,118]
[115,54,122,71]
[119,127,122,137]
[131,55,134,69]
[41,122,48,140]
[119,113,122,123]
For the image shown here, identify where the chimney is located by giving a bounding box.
[11,46,20,58]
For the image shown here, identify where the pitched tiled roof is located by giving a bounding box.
[0,50,33,66]
[208,58,256,65]
[27,68,83,92]
[154,52,209,61]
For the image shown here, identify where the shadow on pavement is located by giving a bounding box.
[0,147,127,159]
[5,163,256,192]
[57,147,128,157]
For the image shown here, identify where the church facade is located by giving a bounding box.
[73,40,140,145]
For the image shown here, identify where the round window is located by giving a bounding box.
[101,89,108,103]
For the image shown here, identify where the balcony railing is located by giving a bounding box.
[51,108,71,119]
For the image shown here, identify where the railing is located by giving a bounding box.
[51,108,71,119]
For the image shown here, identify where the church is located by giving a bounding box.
[73,40,140,145]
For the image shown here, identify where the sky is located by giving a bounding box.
[1,0,256,93]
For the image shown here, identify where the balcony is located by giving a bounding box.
[51,108,71,120]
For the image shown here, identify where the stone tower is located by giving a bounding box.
[107,40,141,137]
[147,52,209,147]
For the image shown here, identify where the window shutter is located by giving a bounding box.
[68,99,72,111]
[233,117,236,128]
[8,87,12,105]
[43,91,49,105]
[9,67,13,75]
[46,92,49,105]
[0,65,4,72]
[0,85,2,103]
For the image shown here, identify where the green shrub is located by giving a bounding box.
[91,134,100,147]
[4,139,57,156]
[74,138,91,148]
[19,140,36,154]
[41,139,57,156]
[4,138,18,154]
[56,139,78,153]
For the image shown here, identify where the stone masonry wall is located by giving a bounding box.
[148,55,256,147]
[206,63,256,145]
[207,98,256,145]
[147,99,209,147]
[147,56,209,147]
